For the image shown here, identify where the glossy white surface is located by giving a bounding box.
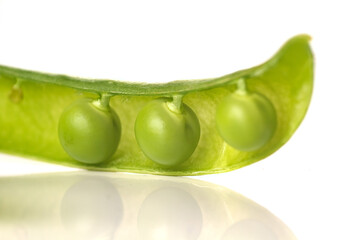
[0,172,296,240]
[1,0,360,239]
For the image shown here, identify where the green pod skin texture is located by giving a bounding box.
[58,99,121,164]
[0,35,314,175]
[216,92,277,151]
[135,98,200,166]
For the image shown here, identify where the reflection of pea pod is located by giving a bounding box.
[0,35,313,175]
[0,172,296,239]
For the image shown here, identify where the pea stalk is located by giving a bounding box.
[92,93,113,111]
[167,94,184,113]
[235,78,248,95]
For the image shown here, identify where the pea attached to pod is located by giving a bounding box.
[58,94,121,164]
[216,79,277,151]
[135,95,200,166]
[0,35,314,175]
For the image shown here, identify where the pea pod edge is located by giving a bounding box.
[0,34,314,175]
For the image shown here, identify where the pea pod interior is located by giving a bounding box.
[0,35,314,175]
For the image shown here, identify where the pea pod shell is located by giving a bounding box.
[0,35,313,175]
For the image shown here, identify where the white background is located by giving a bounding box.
[1,1,359,239]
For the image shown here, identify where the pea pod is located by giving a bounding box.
[0,35,314,175]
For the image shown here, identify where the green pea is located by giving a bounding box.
[58,97,121,164]
[216,90,276,151]
[135,97,200,166]
[0,35,314,175]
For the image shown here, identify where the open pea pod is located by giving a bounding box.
[0,35,313,175]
